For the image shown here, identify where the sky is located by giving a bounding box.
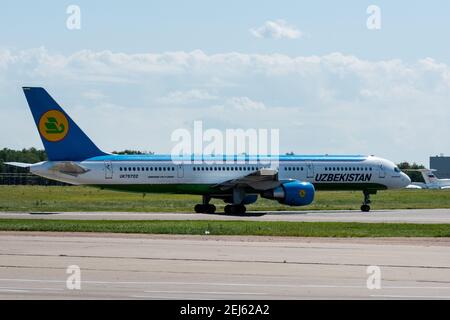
[1,0,450,165]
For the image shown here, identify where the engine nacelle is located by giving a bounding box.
[262,180,315,206]
[241,194,258,205]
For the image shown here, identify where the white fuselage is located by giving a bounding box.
[29,155,411,194]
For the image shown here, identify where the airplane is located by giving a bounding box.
[5,87,411,214]
[405,169,450,189]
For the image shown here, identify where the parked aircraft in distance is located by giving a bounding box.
[6,87,411,213]
[405,169,450,189]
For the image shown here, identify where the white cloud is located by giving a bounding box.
[226,97,266,111]
[157,89,218,104]
[1,47,450,164]
[82,89,106,100]
[250,20,303,39]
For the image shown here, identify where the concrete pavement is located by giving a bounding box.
[0,232,449,299]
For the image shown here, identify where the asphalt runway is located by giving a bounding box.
[0,232,450,299]
[1,208,450,223]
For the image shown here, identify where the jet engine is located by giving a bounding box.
[262,180,315,206]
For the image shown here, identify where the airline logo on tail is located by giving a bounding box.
[38,110,69,142]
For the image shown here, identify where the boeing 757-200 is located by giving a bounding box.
[6,87,411,213]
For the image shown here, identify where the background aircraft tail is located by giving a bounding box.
[417,169,438,184]
[22,87,107,161]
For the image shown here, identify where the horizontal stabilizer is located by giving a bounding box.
[4,162,33,168]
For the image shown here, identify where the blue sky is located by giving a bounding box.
[3,1,450,61]
[1,1,450,165]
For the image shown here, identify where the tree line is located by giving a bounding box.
[0,148,151,185]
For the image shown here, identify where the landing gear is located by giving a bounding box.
[224,204,246,215]
[360,190,372,212]
[194,195,216,214]
[194,204,216,214]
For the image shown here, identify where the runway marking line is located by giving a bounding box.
[143,290,267,295]
[371,294,450,299]
[1,278,450,291]
[0,286,63,291]
[0,289,29,293]
[131,295,198,300]
[1,253,449,270]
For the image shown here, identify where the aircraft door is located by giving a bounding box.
[104,161,113,179]
[177,164,184,178]
[379,162,386,178]
[306,162,314,178]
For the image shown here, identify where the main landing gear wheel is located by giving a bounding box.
[224,204,246,215]
[360,190,372,212]
[194,204,216,214]
[194,195,216,214]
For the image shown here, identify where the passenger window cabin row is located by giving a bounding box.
[193,166,261,172]
[284,167,304,171]
[324,166,372,172]
[119,165,265,173]
[284,166,372,172]
[118,164,373,173]
[119,166,175,172]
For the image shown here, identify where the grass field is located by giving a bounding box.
[1,219,450,237]
[1,186,449,237]
[0,185,449,212]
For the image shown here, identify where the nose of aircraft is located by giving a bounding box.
[401,172,411,187]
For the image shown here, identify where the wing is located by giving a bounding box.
[405,185,422,189]
[214,168,280,191]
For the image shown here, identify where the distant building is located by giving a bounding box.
[430,155,450,178]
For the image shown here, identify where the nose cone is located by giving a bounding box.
[401,172,411,187]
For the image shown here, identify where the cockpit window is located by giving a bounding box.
[394,167,401,173]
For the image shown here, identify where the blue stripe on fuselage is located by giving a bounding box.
[86,154,368,162]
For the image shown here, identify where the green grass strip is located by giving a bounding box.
[0,219,449,237]
[2,186,450,212]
